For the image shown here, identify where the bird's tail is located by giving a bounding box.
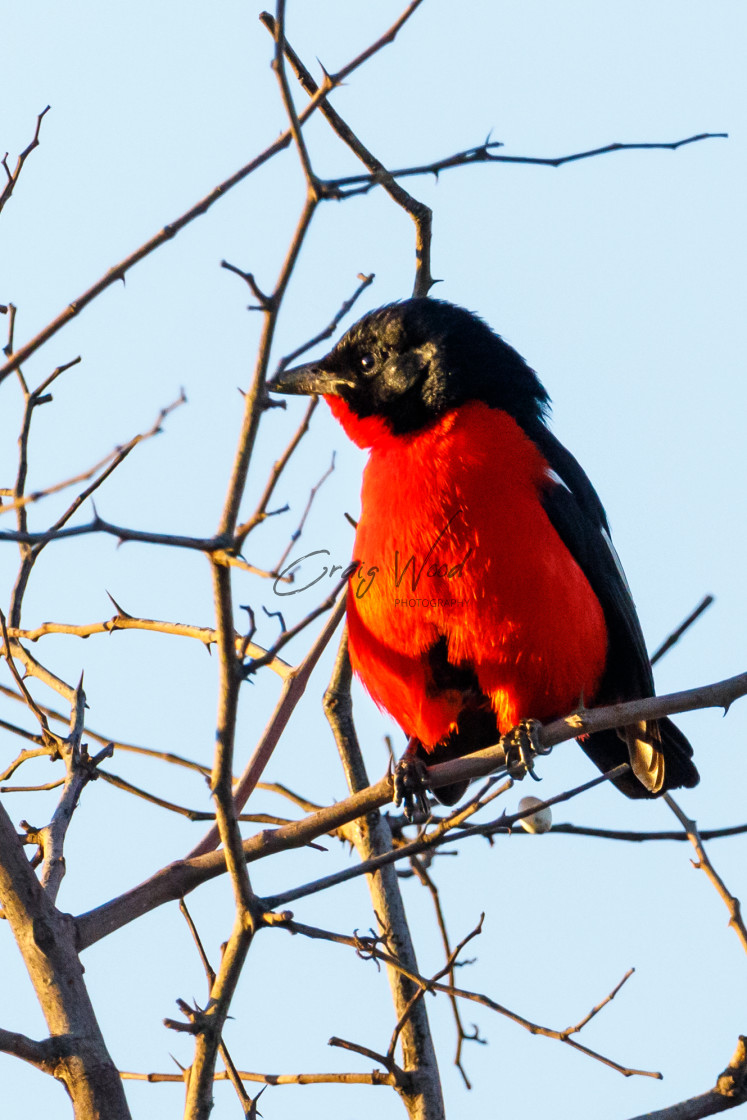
[580,716,699,799]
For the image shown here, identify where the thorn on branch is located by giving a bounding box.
[105,590,134,620]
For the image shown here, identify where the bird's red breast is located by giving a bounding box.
[329,395,608,752]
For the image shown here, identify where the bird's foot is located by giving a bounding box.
[393,755,432,822]
[501,719,546,782]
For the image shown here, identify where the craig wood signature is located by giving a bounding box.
[273,510,471,600]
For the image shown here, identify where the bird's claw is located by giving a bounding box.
[393,756,432,822]
[501,719,546,782]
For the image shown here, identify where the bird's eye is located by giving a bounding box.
[359,353,376,373]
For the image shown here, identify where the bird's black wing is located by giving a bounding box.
[530,424,698,798]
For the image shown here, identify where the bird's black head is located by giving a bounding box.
[268,298,550,435]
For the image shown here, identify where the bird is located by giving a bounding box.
[268,298,699,806]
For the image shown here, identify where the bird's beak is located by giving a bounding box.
[267,361,350,398]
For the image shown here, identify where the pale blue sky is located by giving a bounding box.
[1,3,745,1117]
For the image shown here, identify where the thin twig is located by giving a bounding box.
[5,614,291,680]
[651,595,715,665]
[95,769,289,826]
[328,1036,405,1084]
[242,577,347,676]
[279,912,655,1080]
[261,8,434,297]
[664,795,747,956]
[432,974,659,1080]
[0,516,229,552]
[409,858,483,1087]
[272,451,336,575]
[11,365,197,524]
[275,272,375,371]
[0,107,50,216]
[0,743,50,778]
[0,608,53,736]
[235,397,318,544]
[562,969,635,1037]
[330,133,729,193]
[120,1068,395,1086]
[530,822,747,844]
[387,917,484,1066]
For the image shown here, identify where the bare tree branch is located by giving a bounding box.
[0,1027,57,1071]
[120,1067,395,1087]
[0,106,50,216]
[408,858,485,1087]
[270,450,336,577]
[323,631,445,1119]
[276,912,655,1080]
[0,802,130,1116]
[5,613,291,680]
[523,821,747,844]
[75,668,747,949]
[0,4,425,383]
[625,1037,747,1120]
[186,592,346,860]
[664,795,747,956]
[178,900,259,1117]
[329,132,728,194]
[261,9,435,297]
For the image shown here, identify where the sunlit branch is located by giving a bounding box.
[5,613,291,681]
[120,1067,396,1087]
[75,668,747,949]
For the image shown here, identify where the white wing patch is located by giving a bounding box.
[545,468,636,601]
[600,526,634,599]
[546,467,573,494]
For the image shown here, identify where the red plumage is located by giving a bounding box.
[332,397,607,748]
[269,298,699,802]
